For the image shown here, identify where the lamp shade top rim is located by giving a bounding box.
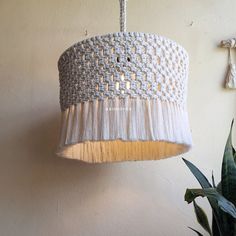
[58,31,188,65]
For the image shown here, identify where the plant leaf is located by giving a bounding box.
[217,182,222,194]
[193,200,212,235]
[220,120,236,236]
[188,227,204,236]
[183,159,223,235]
[212,217,221,236]
[185,188,236,218]
[221,120,236,207]
[212,171,216,188]
[183,158,212,188]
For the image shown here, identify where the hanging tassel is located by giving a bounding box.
[225,64,236,89]
[221,38,236,48]
[225,48,236,89]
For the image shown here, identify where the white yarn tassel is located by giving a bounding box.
[225,64,236,89]
[225,48,236,89]
[57,98,192,163]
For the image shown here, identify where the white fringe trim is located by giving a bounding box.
[56,97,192,163]
[225,63,236,89]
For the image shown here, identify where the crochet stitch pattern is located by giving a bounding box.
[58,32,188,111]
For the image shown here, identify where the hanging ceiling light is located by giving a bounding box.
[56,0,192,163]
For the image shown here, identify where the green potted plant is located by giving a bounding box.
[183,121,236,236]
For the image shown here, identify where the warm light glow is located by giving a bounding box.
[126,81,130,89]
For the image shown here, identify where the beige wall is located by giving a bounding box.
[0,0,236,235]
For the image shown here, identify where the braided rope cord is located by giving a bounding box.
[119,0,127,32]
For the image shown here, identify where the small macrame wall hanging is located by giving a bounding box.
[56,0,192,163]
[221,38,236,89]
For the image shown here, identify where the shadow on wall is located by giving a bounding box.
[0,109,190,235]
[0,112,119,225]
[21,111,116,186]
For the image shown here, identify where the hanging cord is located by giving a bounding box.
[119,0,127,32]
[228,47,232,65]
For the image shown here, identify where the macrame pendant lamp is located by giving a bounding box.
[56,0,192,163]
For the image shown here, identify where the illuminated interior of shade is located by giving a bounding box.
[57,140,190,163]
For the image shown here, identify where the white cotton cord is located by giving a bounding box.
[56,0,192,163]
[119,0,127,32]
[58,32,189,111]
[225,49,236,89]
[221,38,236,48]
[56,98,192,163]
[228,47,232,64]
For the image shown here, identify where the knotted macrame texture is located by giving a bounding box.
[225,63,236,89]
[57,32,192,163]
[225,48,236,89]
[221,39,236,89]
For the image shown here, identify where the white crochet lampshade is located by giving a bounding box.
[56,0,192,163]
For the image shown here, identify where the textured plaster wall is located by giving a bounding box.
[0,0,236,235]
